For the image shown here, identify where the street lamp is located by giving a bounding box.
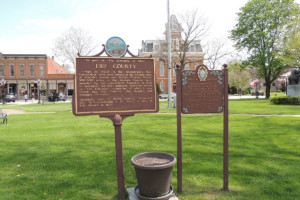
[37,79,42,104]
[0,78,6,104]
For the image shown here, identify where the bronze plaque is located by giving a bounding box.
[181,65,224,114]
[73,57,158,116]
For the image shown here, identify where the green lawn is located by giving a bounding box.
[0,100,300,199]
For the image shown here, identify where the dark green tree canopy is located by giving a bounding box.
[230,0,299,98]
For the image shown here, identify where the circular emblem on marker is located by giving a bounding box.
[105,37,127,57]
[198,65,208,81]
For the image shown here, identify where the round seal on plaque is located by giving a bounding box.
[198,65,208,81]
[105,37,127,57]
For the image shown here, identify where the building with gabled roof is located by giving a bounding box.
[138,15,204,93]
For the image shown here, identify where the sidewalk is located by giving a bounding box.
[2,98,72,105]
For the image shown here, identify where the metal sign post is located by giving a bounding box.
[176,63,229,192]
[223,64,229,191]
[73,37,159,200]
[176,64,182,193]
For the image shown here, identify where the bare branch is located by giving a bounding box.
[203,38,231,69]
[52,27,97,70]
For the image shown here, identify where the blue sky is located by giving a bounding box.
[1,0,299,65]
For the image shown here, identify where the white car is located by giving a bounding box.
[159,92,176,99]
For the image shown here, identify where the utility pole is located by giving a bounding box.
[167,0,172,108]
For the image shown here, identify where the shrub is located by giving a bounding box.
[270,96,300,105]
[157,83,161,94]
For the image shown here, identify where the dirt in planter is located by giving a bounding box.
[135,157,172,166]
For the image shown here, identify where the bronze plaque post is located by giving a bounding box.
[223,64,229,191]
[181,64,224,114]
[73,56,158,200]
[176,64,182,193]
[177,64,229,192]
[73,57,158,116]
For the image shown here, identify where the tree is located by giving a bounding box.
[203,38,231,69]
[180,10,231,70]
[230,0,299,98]
[277,17,300,67]
[228,62,251,95]
[159,10,230,70]
[52,27,97,71]
[175,10,208,70]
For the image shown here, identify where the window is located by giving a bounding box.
[146,43,153,52]
[185,63,190,70]
[190,45,195,52]
[10,64,14,77]
[30,64,35,77]
[176,38,179,50]
[0,64,4,76]
[272,83,275,87]
[39,64,45,76]
[195,44,202,52]
[160,62,164,76]
[160,81,165,91]
[20,64,25,77]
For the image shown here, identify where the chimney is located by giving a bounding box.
[52,56,54,60]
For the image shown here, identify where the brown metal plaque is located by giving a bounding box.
[73,57,158,116]
[181,64,224,114]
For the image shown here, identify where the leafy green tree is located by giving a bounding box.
[277,18,300,67]
[228,62,251,94]
[230,0,299,98]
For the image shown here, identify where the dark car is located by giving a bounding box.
[48,93,66,101]
[251,91,264,96]
[4,94,16,102]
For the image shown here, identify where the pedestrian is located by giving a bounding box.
[24,94,28,102]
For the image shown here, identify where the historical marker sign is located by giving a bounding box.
[181,64,224,114]
[73,57,158,116]
[176,63,229,193]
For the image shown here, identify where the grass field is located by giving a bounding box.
[0,100,299,200]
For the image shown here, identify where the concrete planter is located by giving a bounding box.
[131,152,176,199]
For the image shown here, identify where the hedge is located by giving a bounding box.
[270,96,300,105]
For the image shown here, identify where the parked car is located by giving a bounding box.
[251,91,264,96]
[4,94,16,102]
[159,92,176,99]
[57,93,67,101]
[48,93,67,102]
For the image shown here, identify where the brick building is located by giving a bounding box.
[0,53,74,100]
[138,15,204,93]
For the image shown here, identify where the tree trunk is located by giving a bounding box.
[265,83,271,99]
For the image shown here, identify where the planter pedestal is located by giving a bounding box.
[131,152,176,200]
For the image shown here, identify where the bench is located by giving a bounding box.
[0,109,7,124]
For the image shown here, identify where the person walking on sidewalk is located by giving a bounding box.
[24,94,28,102]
